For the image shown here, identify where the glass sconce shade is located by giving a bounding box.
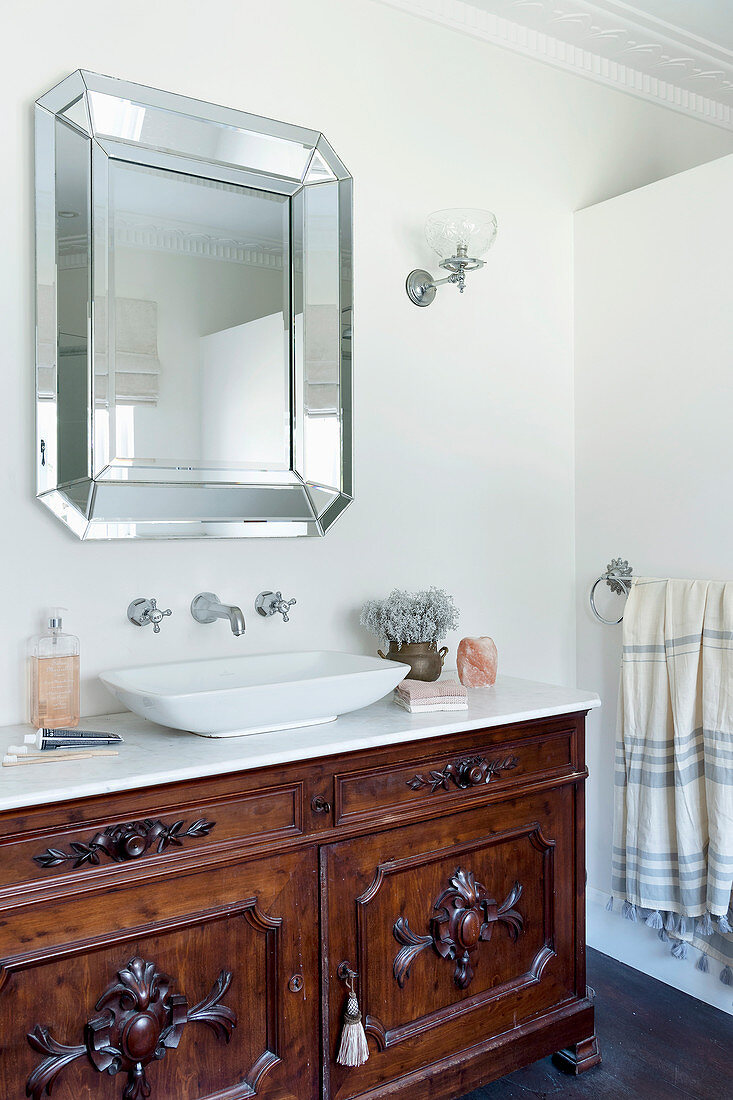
[405,206,497,307]
[425,208,497,262]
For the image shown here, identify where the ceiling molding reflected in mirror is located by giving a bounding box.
[35,70,353,539]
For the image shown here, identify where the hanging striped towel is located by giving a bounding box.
[612,578,733,972]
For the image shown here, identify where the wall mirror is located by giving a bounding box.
[35,70,353,539]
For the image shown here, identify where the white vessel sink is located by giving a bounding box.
[100,651,410,738]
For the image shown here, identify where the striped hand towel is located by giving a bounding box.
[612,577,733,973]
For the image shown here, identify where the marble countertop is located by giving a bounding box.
[0,675,600,813]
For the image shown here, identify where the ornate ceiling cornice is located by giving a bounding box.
[375,0,733,130]
[56,217,287,270]
[113,214,286,269]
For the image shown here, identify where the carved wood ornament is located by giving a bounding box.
[393,868,524,990]
[26,956,236,1100]
[33,817,214,870]
[406,755,518,794]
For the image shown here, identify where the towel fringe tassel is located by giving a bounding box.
[622,901,638,923]
[614,902,731,977]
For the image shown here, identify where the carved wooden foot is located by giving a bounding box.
[552,1034,602,1075]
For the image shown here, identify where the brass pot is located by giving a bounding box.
[377,640,448,682]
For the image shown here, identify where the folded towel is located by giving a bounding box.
[396,678,468,702]
[394,695,469,714]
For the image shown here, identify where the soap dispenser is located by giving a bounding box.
[29,608,80,729]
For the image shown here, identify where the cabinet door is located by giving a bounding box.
[322,787,579,1099]
[0,847,318,1100]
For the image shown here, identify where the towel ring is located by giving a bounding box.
[590,558,634,625]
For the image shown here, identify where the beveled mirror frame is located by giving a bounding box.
[35,70,353,539]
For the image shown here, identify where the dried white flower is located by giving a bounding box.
[360,587,459,647]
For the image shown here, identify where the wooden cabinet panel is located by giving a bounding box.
[322,788,579,1100]
[0,781,303,902]
[334,727,575,826]
[0,849,319,1100]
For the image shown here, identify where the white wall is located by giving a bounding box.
[201,314,289,468]
[1,0,733,725]
[575,154,733,1010]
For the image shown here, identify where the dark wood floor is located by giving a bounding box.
[461,948,733,1100]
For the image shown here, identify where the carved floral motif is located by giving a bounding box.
[394,868,524,990]
[26,956,236,1100]
[33,818,214,870]
[406,755,518,794]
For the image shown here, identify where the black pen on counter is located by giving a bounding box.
[22,728,125,751]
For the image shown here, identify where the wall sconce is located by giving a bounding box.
[406,208,497,307]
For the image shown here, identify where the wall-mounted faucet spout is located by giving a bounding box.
[191,592,246,636]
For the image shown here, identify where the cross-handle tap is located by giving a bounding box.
[127,598,173,634]
[255,591,297,623]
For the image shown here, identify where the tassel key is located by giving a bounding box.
[336,964,369,1068]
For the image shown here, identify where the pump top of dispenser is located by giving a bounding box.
[29,609,78,658]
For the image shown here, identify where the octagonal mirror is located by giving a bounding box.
[35,70,353,539]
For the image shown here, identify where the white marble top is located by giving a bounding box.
[0,675,600,813]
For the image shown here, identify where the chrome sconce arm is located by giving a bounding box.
[406,209,496,308]
[406,251,485,307]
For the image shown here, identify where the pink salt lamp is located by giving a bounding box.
[457,637,498,688]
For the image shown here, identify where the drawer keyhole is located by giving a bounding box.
[311,796,332,814]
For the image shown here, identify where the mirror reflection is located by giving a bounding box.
[102,164,290,475]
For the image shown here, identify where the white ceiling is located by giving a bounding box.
[377,0,733,129]
[467,1,733,55]
[603,2,733,53]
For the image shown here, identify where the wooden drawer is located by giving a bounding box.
[0,777,303,900]
[334,724,575,826]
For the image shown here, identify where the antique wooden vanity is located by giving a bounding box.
[0,678,600,1099]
